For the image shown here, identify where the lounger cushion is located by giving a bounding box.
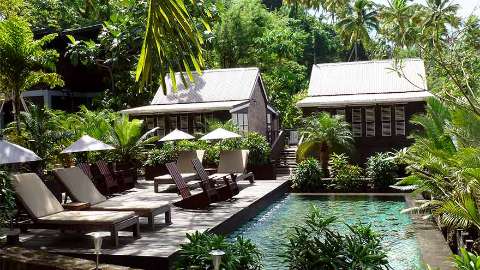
[12,173,64,219]
[177,150,205,173]
[54,167,107,205]
[217,150,249,173]
[154,173,198,184]
[38,210,136,225]
[90,200,171,215]
[210,172,253,181]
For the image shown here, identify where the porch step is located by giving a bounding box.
[274,146,298,178]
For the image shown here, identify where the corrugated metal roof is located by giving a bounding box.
[151,67,260,105]
[307,59,428,97]
[121,101,247,115]
[297,91,433,108]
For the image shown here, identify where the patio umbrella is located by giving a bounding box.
[0,139,42,164]
[159,129,195,142]
[61,135,115,154]
[199,128,241,141]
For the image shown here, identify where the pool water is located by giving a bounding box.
[228,194,422,270]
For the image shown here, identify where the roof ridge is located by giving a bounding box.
[314,58,423,68]
[171,67,259,76]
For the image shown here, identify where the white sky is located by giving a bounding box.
[374,0,480,18]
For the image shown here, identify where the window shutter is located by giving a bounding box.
[365,107,375,137]
[157,116,165,136]
[381,107,392,136]
[395,106,406,136]
[352,108,362,137]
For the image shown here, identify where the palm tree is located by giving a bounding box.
[379,0,417,48]
[336,0,379,61]
[0,18,63,133]
[135,0,208,93]
[298,112,353,176]
[420,0,460,45]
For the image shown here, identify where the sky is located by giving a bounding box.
[374,0,480,18]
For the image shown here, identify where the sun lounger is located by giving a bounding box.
[54,167,172,230]
[166,162,217,209]
[210,150,254,183]
[192,158,238,201]
[153,150,205,192]
[12,173,140,247]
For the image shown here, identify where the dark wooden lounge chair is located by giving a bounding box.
[12,173,140,247]
[192,158,239,201]
[77,163,94,180]
[166,162,217,209]
[54,167,172,230]
[95,160,138,194]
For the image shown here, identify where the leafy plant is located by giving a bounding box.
[298,112,353,176]
[0,170,15,229]
[144,142,177,166]
[329,153,365,191]
[366,152,398,189]
[176,231,262,270]
[292,158,324,191]
[282,205,389,270]
[453,248,480,270]
[241,132,271,166]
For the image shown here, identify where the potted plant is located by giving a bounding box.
[144,143,177,180]
[242,132,275,179]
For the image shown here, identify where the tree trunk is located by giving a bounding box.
[320,142,330,177]
[12,90,21,134]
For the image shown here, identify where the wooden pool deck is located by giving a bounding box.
[17,180,289,270]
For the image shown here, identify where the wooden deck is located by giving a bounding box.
[17,180,289,270]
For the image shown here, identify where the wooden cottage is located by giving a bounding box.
[297,59,433,162]
[122,67,280,143]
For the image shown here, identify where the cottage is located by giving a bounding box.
[122,67,279,143]
[297,59,433,162]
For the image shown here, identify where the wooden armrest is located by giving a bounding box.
[62,202,90,211]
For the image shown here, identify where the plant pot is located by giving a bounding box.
[144,164,168,180]
[249,163,276,180]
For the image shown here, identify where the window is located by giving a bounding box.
[232,113,248,133]
[169,116,177,131]
[395,105,406,136]
[157,116,165,137]
[351,108,362,137]
[146,116,156,129]
[365,107,375,137]
[193,115,203,133]
[180,115,188,132]
[381,107,392,136]
[336,109,346,119]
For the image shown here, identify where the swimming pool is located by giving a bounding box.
[228,194,422,270]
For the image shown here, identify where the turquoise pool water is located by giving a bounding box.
[228,194,422,270]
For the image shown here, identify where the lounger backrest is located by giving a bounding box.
[54,167,107,205]
[192,158,209,182]
[217,150,250,173]
[77,163,94,180]
[177,150,205,173]
[95,160,117,189]
[12,173,64,219]
[166,162,191,198]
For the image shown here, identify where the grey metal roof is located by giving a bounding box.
[307,59,428,96]
[151,67,261,105]
[121,101,247,115]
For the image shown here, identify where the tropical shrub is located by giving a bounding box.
[297,112,353,176]
[366,152,398,189]
[241,132,271,166]
[453,248,480,270]
[0,170,15,229]
[282,206,389,269]
[176,231,262,270]
[144,143,177,166]
[292,158,324,191]
[329,153,364,191]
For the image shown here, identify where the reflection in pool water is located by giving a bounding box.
[228,194,422,270]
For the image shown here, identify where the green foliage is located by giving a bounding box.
[298,112,353,176]
[366,152,398,189]
[282,206,389,270]
[241,132,271,166]
[176,231,262,270]
[144,142,176,166]
[329,153,364,191]
[292,158,324,191]
[453,248,480,270]
[0,170,16,228]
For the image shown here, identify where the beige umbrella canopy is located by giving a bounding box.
[159,129,195,142]
[200,128,241,141]
[61,135,115,154]
[0,139,42,164]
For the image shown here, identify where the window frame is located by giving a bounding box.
[395,105,406,136]
[381,106,392,137]
[365,107,375,137]
[351,107,363,137]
